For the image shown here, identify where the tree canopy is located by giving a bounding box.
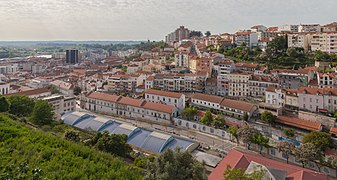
[276,141,295,164]
[0,96,10,112]
[182,106,198,121]
[302,132,334,152]
[144,149,206,180]
[200,110,213,126]
[30,100,54,126]
[223,165,265,180]
[260,111,276,126]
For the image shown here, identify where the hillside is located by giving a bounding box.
[0,114,143,179]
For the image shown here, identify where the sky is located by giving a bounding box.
[0,0,336,41]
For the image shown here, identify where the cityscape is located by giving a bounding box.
[1,1,337,180]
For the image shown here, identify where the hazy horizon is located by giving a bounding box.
[1,0,337,41]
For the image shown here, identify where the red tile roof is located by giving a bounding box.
[6,88,50,97]
[142,101,176,114]
[330,127,337,135]
[220,99,256,112]
[191,93,224,104]
[209,149,327,180]
[277,116,322,131]
[145,89,183,99]
[87,92,122,102]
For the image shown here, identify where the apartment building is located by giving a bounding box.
[298,87,337,113]
[317,73,337,88]
[321,22,337,32]
[248,75,278,98]
[106,75,138,93]
[165,26,190,44]
[0,81,9,95]
[278,24,299,32]
[235,31,259,48]
[0,64,19,74]
[43,95,76,118]
[145,73,206,93]
[205,78,218,95]
[228,71,251,97]
[144,89,185,111]
[83,92,178,123]
[311,32,337,54]
[273,69,313,89]
[50,80,74,96]
[298,24,321,33]
[175,51,189,67]
[287,33,312,51]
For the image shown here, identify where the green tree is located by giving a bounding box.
[30,100,54,126]
[252,132,270,154]
[213,114,225,129]
[238,125,258,149]
[228,126,239,144]
[302,132,334,152]
[283,128,295,138]
[0,96,10,112]
[189,31,203,37]
[260,111,276,126]
[134,156,155,168]
[294,143,322,168]
[7,95,35,117]
[200,110,213,126]
[64,130,80,142]
[49,86,60,94]
[73,86,82,96]
[276,141,295,164]
[94,131,132,158]
[205,31,211,37]
[327,155,337,177]
[144,149,206,180]
[182,106,198,121]
[223,165,265,180]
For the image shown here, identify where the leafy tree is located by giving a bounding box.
[294,143,322,168]
[200,110,213,126]
[213,114,225,129]
[93,131,132,158]
[205,31,211,37]
[30,100,54,126]
[223,165,265,180]
[260,111,276,126]
[7,95,35,117]
[189,31,203,37]
[283,128,295,138]
[238,125,258,149]
[182,106,198,121]
[134,156,155,168]
[302,132,334,152]
[276,141,295,164]
[252,132,270,154]
[64,130,80,142]
[144,149,206,180]
[0,96,10,112]
[228,126,239,144]
[327,155,337,177]
[49,86,60,94]
[73,86,82,96]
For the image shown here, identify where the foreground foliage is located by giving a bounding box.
[0,114,143,179]
[144,149,207,180]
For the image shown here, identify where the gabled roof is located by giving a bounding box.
[220,98,256,112]
[145,89,183,99]
[191,93,223,104]
[209,149,327,180]
[87,92,122,102]
[277,116,322,131]
[6,88,50,97]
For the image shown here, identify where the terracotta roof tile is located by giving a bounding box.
[191,93,223,104]
[277,116,322,131]
[6,88,50,97]
[145,89,183,99]
[142,101,176,114]
[220,99,256,112]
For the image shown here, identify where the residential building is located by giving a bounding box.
[248,75,278,98]
[298,24,321,33]
[105,75,138,93]
[191,93,257,119]
[298,87,337,113]
[0,81,10,95]
[235,31,258,48]
[311,32,337,54]
[50,80,74,96]
[273,69,313,89]
[6,88,51,99]
[0,64,18,74]
[144,89,185,111]
[321,22,337,32]
[317,73,337,88]
[82,92,178,123]
[209,149,327,180]
[278,24,299,32]
[205,78,218,95]
[250,25,267,32]
[228,71,251,97]
[175,51,189,67]
[165,26,190,44]
[43,95,76,118]
[287,33,312,51]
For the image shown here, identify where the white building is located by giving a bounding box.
[43,95,76,119]
[227,71,251,97]
[278,24,299,33]
[0,82,10,95]
[145,89,185,111]
[235,31,259,48]
[298,24,321,33]
[287,33,312,51]
[50,80,74,97]
[311,32,337,54]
